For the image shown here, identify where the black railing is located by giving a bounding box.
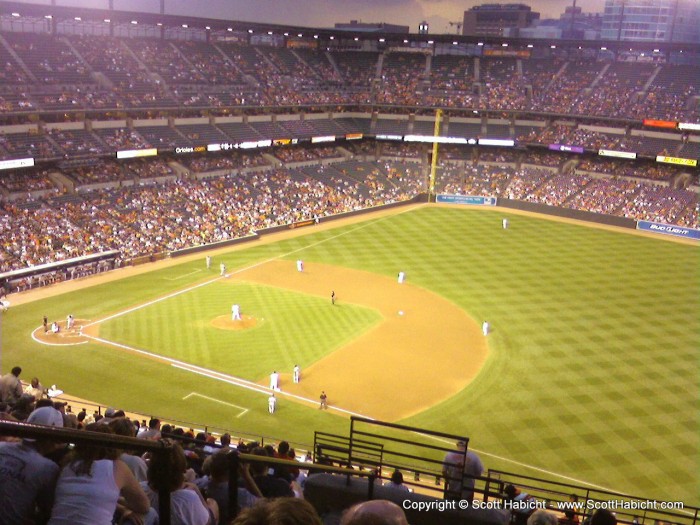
[0,419,378,524]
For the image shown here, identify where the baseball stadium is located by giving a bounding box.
[0,1,698,524]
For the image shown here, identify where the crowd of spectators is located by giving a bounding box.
[480,58,528,112]
[521,151,563,167]
[1,142,697,281]
[478,149,518,164]
[0,157,424,275]
[186,154,267,173]
[380,142,423,158]
[520,125,620,151]
[123,158,175,180]
[563,178,640,216]
[522,173,593,207]
[436,157,697,227]
[0,366,320,524]
[375,53,426,107]
[0,31,698,123]
[274,147,321,163]
[97,128,151,151]
[2,362,448,525]
[0,167,56,193]
[576,159,682,181]
[65,160,126,186]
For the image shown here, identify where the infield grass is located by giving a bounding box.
[3,205,698,504]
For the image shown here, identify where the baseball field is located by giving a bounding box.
[3,203,698,505]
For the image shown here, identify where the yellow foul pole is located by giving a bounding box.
[429,109,442,199]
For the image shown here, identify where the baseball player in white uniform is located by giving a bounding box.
[268,393,276,414]
[293,365,301,384]
[296,259,304,272]
[231,304,241,321]
[270,371,280,391]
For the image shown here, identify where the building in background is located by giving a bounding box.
[601,0,700,43]
[514,5,601,40]
[334,21,410,34]
[462,4,540,37]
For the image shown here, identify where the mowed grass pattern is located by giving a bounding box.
[98,281,382,380]
[3,205,698,504]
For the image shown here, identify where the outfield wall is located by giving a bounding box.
[497,199,637,229]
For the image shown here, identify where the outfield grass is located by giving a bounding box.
[3,206,698,504]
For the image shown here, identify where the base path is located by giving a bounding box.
[237,260,488,422]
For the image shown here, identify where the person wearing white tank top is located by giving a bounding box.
[48,423,150,525]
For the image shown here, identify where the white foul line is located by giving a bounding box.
[183,392,249,418]
[165,269,202,280]
[81,332,368,419]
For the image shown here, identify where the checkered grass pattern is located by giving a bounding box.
[4,206,697,504]
[99,281,381,380]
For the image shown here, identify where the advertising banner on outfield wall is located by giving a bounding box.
[437,195,497,206]
[637,221,700,240]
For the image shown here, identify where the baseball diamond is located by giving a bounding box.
[5,204,698,505]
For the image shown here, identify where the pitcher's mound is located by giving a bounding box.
[211,315,259,331]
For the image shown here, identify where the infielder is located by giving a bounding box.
[231,304,241,321]
[296,259,304,272]
[268,393,276,414]
[398,272,405,284]
[293,365,301,384]
[270,371,280,391]
[482,321,490,336]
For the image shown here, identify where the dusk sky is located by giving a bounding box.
[11,0,608,33]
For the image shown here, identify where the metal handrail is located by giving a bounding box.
[0,420,378,524]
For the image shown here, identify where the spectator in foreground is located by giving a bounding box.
[231,497,322,525]
[109,417,148,481]
[528,510,559,525]
[0,366,23,404]
[442,439,483,501]
[341,499,409,525]
[48,423,151,525]
[589,509,617,525]
[140,439,219,525]
[202,450,261,524]
[249,446,294,498]
[0,406,63,524]
[383,469,410,492]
